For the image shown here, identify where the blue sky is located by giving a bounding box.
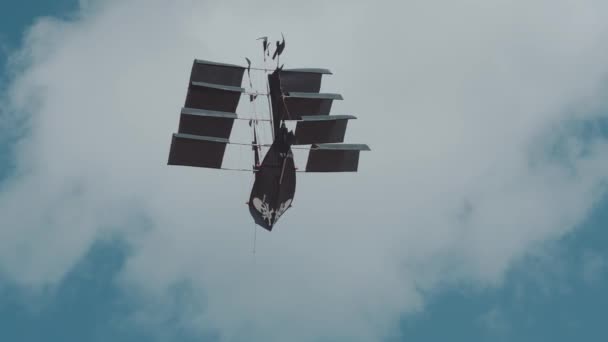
[398,200,608,342]
[0,0,77,67]
[1,1,608,341]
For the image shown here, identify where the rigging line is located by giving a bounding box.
[248,57,261,169]
[250,178,256,256]
[251,59,266,164]
[252,68,266,158]
[262,53,275,142]
[220,167,259,172]
[253,220,257,255]
[253,54,267,157]
[246,66,275,72]
[248,81,257,257]
[250,42,270,258]
[243,90,269,96]
[217,167,312,173]
[252,57,262,151]
[265,74,275,141]
[260,97,270,158]
[235,117,271,122]
[227,141,312,150]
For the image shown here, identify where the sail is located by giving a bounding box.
[178,107,236,139]
[294,115,355,145]
[168,133,229,169]
[185,81,244,113]
[268,68,341,126]
[283,92,343,118]
[185,59,246,113]
[279,68,332,93]
[305,143,371,172]
[190,59,246,87]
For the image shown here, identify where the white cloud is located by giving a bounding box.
[2,0,608,340]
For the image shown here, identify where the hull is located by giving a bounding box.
[248,141,296,231]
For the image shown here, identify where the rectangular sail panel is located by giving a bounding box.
[178,107,237,139]
[168,133,228,169]
[305,143,371,172]
[185,81,244,113]
[279,68,332,93]
[284,92,343,119]
[190,59,245,87]
[294,115,355,145]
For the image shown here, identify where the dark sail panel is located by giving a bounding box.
[279,68,332,93]
[190,59,245,87]
[294,115,355,145]
[305,143,370,172]
[168,133,228,169]
[283,92,342,119]
[185,81,244,113]
[178,107,236,139]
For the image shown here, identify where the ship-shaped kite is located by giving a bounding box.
[167,38,370,231]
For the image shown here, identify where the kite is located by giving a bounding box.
[167,37,370,231]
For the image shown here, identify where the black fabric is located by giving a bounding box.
[268,69,288,135]
[185,83,242,113]
[283,95,337,118]
[167,133,227,169]
[294,117,349,145]
[248,126,296,231]
[178,109,235,139]
[305,144,369,172]
[279,71,323,92]
[190,60,245,87]
[272,34,286,61]
[257,36,269,59]
[269,69,340,121]
[252,125,260,167]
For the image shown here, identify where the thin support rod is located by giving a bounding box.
[220,167,259,172]
[265,77,275,141]
[227,141,312,150]
[247,66,278,72]
[243,90,269,96]
[253,222,257,254]
[234,117,272,122]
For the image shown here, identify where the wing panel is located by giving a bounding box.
[184,82,244,113]
[305,144,370,172]
[284,93,342,118]
[168,133,228,169]
[294,115,355,145]
[190,59,245,87]
[178,107,236,139]
[279,71,323,93]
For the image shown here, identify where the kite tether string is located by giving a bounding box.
[253,219,257,255]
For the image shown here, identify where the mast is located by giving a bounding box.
[265,77,275,142]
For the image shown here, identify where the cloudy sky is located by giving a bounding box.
[1,0,608,341]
